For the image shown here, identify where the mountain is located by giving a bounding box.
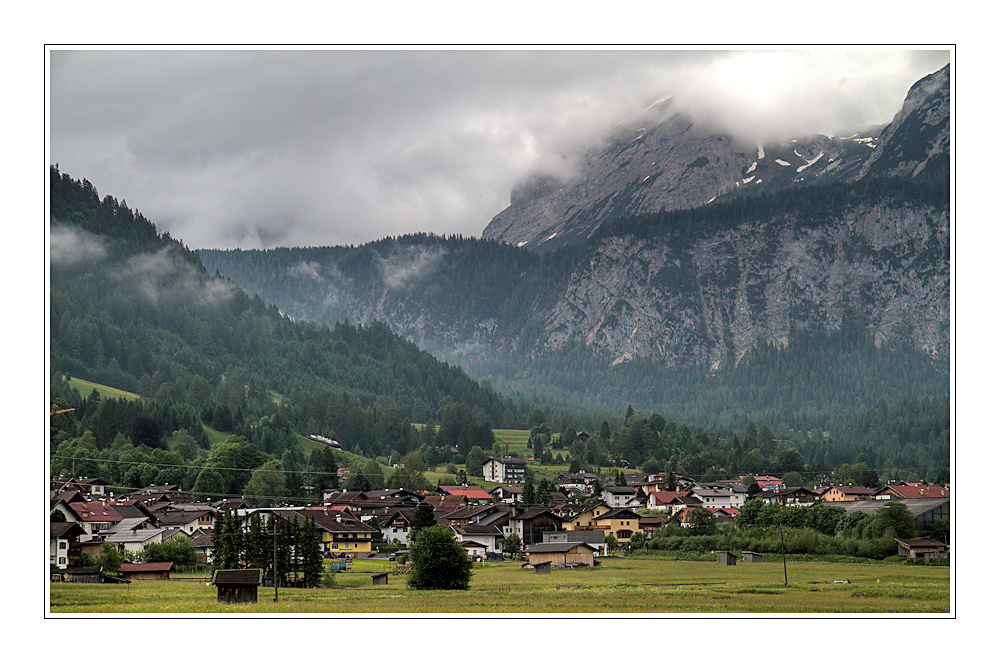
[483,64,950,253]
[199,65,950,430]
[48,167,526,430]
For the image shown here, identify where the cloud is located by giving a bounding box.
[49,49,951,251]
[121,246,236,307]
[49,224,109,267]
[375,245,446,290]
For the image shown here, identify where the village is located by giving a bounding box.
[50,453,952,587]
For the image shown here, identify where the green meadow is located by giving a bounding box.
[48,555,950,614]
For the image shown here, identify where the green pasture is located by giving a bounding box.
[49,555,950,614]
[66,377,139,401]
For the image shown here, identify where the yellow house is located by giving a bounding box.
[591,508,642,544]
[274,508,379,558]
[562,504,613,531]
[822,485,875,502]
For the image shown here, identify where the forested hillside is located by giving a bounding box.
[49,166,548,499]
[200,173,949,435]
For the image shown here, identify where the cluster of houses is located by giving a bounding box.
[50,468,951,578]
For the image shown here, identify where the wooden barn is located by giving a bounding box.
[212,568,264,604]
[742,551,764,563]
[523,541,597,567]
[120,562,174,581]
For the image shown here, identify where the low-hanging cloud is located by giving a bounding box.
[121,246,237,307]
[49,49,951,251]
[50,223,109,267]
[375,245,447,290]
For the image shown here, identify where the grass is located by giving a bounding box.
[66,377,139,401]
[49,555,950,614]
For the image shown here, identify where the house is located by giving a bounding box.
[601,485,641,508]
[483,457,527,484]
[690,488,741,510]
[895,537,949,560]
[524,541,598,567]
[120,562,174,581]
[591,508,643,545]
[68,501,123,540]
[822,485,875,502]
[504,507,564,546]
[490,485,523,505]
[376,508,418,545]
[151,507,216,534]
[561,504,614,531]
[555,471,600,495]
[452,523,504,553]
[638,517,666,537]
[876,484,951,500]
[752,475,783,491]
[646,490,689,511]
[103,527,172,556]
[50,522,87,569]
[770,486,820,506]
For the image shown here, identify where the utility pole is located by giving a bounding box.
[779,524,788,587]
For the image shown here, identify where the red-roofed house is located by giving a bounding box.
[646,490,689,511]
[877,484,950,500]
[437,485,494,502]
[69,501,123,540]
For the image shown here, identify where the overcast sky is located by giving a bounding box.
[49,48,950,251]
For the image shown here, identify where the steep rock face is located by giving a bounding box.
[859,64,951,179]
[541,201,949,370]
[483,64,950,253]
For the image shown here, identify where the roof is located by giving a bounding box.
[212,568,264,586]
[524,541,598,554]
[840,498,950,518]
[895,537,949,549]
[880,484,950,499]
[486,456,526,466]
[437,486,494,500]
[50,522,87,538]
[272,508,379,534]
[593,508,641,521]
[120,562,173,573]
[104,528,167,543]
[69,502,123,523]
[603,486,638,494]
[829,485,875,494]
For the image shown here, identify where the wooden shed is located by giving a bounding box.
[212,568,264,604]
[372,572,389,586]
[523,541,597,567]
[65,566,104,583]
[742,551,763,563]
[533,561,552,574]
[895,537,949,560]
[716,550,738,566]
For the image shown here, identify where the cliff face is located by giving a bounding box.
[541,200,949,370]
[483,64,950,253]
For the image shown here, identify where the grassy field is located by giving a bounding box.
[66,377,139,401]
[48,555,950,614]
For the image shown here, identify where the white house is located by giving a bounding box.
[601,486,641,508]
[483,457,527,484]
